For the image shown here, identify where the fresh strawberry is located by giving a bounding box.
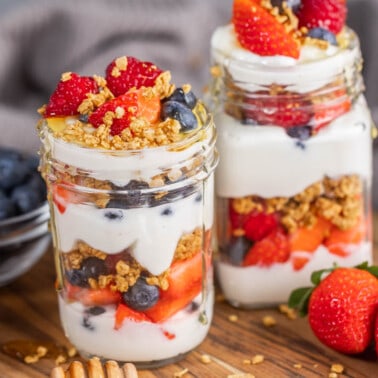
[289,264,378,354]
[296,0,347,34]
[245,91,312,128]
[65,282,121,306]
[243,228,290,267]
[243,211,278,242]
[324,216,366,257]
[375,313,378,358]
[88,89,161,135]
[144,251,205,323]
[106,56,163,96]
[114,303,151,330]
[233,0,300,58]
[44,72,98,117]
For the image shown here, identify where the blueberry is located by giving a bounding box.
[0,147,22,161]
[271,0,301,12]
[79,114,89,123]
[0,197,16,220]
[82,315,95,330]
[161,207,173,216]
[104,209,124,221]
[26,172,47,200]
[25,154,40,171]
[0,156,29,191]
[227,236,252,265]
[65,269,88,287]
[11,184,41,214]
[81,257,107,279]
[122,278,159,311]
[194,193,202,202]
[165,88,197,109]
[107,180,150,209]
[286,125,312,141]
[162,101,198,132]
[307,27,338,46]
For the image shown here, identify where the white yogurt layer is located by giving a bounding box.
[215,97,372,198]
[216,242,372,307]
[211,25,360,93]
[58,289,213,363]
[55,176,214,275]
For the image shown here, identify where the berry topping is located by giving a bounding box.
[233,0,300,58]
[88,89,161,135]
[65,269,88,288]
[165,87,197,109]
[307,27,338,45]
[162,101,198,132]
[44,72,98,117]
[0,197,16,220]
[296,0,347,34]
[11,184,42,214]
[286,125,312,140]
[104,209,124,221]
[122,278,160,311]
[243,228,290,267]
[105,56,163,96]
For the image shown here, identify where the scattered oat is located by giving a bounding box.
[36,346,47,358]
[174,368,189,377]
[55,354,67,365]
[329,373,338,378]
[228,374,255,378]
[330,364,344,374]
[278,304,297,319]
[293,363,302,369]
[228,314,239,322]
[24,354,39,364]
[67,346,77,358]
[262,315,277,327]
[242,359,252,365]
[251,354,264,365]
[200,354,212,364]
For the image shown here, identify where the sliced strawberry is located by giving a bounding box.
[292,256,310,271]
[52,183,81,214]
[144,251,205,323]
[289,217,332,253]
[243,228,290,267]
[245,91,312,128]
[243,211,278,242]
[233,0,300,58]
[324,217,366,257]
[65,283,121,306]
[375,313,378,358]
[44,72,98,117]
[88,89,161,135]
[114,303,151,330]
[313,96,351,131]
[297,0,347,35]
[106,56,163,97]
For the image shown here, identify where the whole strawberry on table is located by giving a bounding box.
[289,263,378,358]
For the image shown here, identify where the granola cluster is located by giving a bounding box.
[231,175,363,234]
[63,227,205,292]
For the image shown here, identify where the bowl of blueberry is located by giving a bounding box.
[0,147,50,286]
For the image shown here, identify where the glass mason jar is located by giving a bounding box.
[209,27,374,308]
[38,109,218,367]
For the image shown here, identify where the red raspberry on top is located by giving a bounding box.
[105,56,163,96]
[44,72,98,117]
[233,0,300,59]
[296,0,347,34]
[89,88,161,136]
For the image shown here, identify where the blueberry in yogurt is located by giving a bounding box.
[122,278,160,311]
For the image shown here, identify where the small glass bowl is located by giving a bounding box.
[0,201,50,286]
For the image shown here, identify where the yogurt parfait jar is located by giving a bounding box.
[38,56,218,367]
[209,0,374,308]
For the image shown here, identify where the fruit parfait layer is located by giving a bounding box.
[38,56,217,366]
[210,0,374,307]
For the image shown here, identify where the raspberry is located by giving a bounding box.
[243,212,278,242]
[105,56,163,96]
[44,72,98,117]
[296,0,347,35]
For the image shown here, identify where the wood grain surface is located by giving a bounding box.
[1,222,378,378]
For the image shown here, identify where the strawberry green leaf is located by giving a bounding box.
[310,267,334,285]
[288,286,313,317]
[355,261,378,278]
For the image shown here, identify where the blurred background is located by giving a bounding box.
[0,0,377,201]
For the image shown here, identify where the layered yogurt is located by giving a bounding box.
[38,56,217,365]
[210,0,373,307]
